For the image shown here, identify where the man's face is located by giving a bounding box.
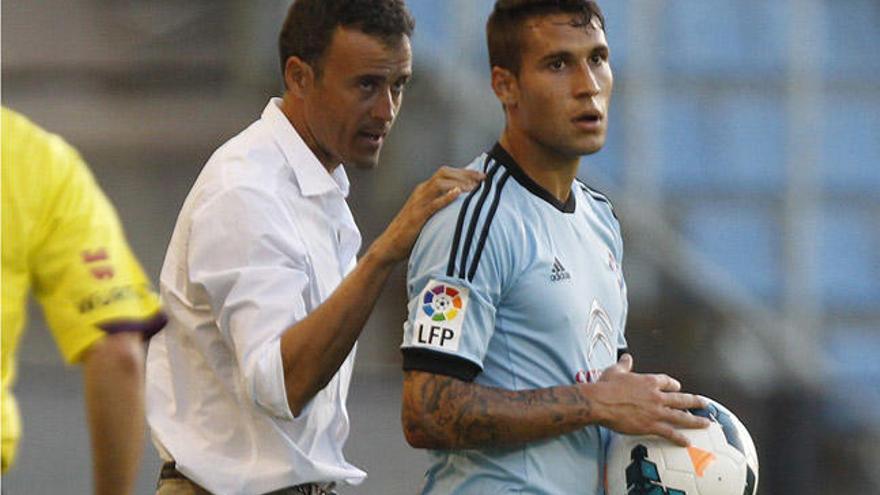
[506,14,613,158]
[303,27,412,169]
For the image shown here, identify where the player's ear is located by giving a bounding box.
[284,56,315,98]
[491,66,519,109]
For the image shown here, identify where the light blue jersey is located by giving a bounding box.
[401,143,629,495]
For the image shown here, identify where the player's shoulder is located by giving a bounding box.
[1,107,43,146]
[2,107,86,176]
[413,151,522,281]
[2,108,98,216]
[423,152,521,236]
[576,179,619,222]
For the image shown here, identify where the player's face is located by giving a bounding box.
[507,14,613,158]
[305,28,412,169]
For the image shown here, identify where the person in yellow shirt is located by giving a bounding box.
[2,107,166,494]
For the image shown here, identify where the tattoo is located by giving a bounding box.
[402,371,594,450]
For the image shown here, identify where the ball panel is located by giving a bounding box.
[658,469,699,493]
[744,466,757,495]
[660,442,694,474]
[710,400,760,491]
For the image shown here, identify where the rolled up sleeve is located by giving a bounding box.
[188,186,310,420]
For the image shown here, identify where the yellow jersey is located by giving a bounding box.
[1,107,164,470]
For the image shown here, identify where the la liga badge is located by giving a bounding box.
[413,280,469,351]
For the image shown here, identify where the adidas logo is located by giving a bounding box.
[550,257,571,282]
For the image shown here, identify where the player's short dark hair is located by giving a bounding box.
[487,0,605,74]
[279,0,415,79]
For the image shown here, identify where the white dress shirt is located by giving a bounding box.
[146,98,366,495]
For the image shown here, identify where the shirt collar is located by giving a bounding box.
[488,142,576,214]
[262,98,351,198]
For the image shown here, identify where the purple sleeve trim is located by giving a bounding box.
[97,311,168,340]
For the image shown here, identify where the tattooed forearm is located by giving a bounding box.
[402,370,594,450]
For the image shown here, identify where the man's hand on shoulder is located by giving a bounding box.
[279,166,481,416]
[588,354,710,447]
[369,166,484,265]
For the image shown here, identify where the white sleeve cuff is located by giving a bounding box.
[251,339,296,421]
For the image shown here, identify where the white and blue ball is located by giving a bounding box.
[605,397,758,495]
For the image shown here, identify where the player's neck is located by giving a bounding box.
[280,94,341,174]
[499,130,579,205]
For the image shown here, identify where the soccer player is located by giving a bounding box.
[400,1,710,494]
[145,1,482,494]
[1,107,167,495]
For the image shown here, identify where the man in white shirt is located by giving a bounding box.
[145,1,483,494]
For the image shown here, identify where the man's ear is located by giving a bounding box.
[284,56,315,98]
[491,66,519,109]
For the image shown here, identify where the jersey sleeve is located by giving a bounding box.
[401,188,514,382]
[30,138,164,364]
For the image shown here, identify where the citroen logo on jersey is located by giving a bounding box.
[575,300,618,383]
[586,299,616,362]
[550,257,571,282]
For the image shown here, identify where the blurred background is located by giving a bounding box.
[3,0,879,493]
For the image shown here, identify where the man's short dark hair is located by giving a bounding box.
[279,0,415,79]
[487,0,605,74]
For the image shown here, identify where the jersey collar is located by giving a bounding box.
[488,142,576,214]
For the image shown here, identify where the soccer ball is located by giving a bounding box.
[605,397,758,495]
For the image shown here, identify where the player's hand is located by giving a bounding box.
[369,166,484,265]
[589,354,710,447]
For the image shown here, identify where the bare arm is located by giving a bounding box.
[82,332,145,495]
[402,354,710,450]
[403,370,595,449]
[281,167,484,416]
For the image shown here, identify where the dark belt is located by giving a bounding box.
[160,462,338,495]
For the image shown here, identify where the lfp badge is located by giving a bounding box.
[422,284,463,322]
[413,280,469,351]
